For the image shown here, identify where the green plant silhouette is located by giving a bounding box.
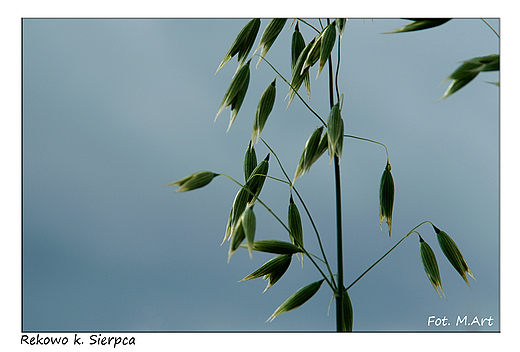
[168,18,497,331]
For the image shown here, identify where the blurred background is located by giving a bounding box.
[22,18,499,331]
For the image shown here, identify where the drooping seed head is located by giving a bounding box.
[302,34,322,74]
[244,240,302,255]
[287,38,314,108]
[256,18,287,67]
[336,19,347,39]
[252,78,276,143]
[293,126,324,182]
[223,186,249,244]
[384,19,451,34]
[239,254,292,292]
[288,196,304,250]
[440,54,499,100]
[241,206,256,258]
[419,235,445,298]
[291,22,306,71]
[228,219,245,262]
[267,279,324,322]
[327,103,344,162]
[317,21,336,79]
[432,224,476,288]
[216,19,261,74]
[379,162,395,237]
[243,141,258,183]
[245,153,270,204]
[215,60,251,131]
[166,171,219,192]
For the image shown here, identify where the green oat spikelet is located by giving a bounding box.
[245,153,270,205]
[216,19,260,74]
[419,234,445,298]
[241,206,256,258]
[302,34,321,74]
[267,279,325,322]
[384,18,451,34]
[244,141,257,183]
[223,186,249,244]
[256,18,287,67]
[252,78,276,143]
[243,240,302,255]
[336,19,347,39]
[216,60,251,131]
[317,21,336,79]
[432,224,476,288]
[293,126,324,182]
[166,171,219,192]
[291,22,305,70]
[239,254,292,292]
[228,217,246,262]
[288,195,304,249]
[327,103,344,162]
[287,37,314,108]
[379,162,395,237]
[439,54,499,100]
[290,22,311,103]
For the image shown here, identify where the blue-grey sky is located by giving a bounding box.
[22,18,499,332]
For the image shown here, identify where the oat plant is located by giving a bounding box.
[168,18,496,331]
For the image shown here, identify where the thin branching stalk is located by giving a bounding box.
[253,54,326,126]
[481,19,499,38]
[335,34,341,103]
[220,173,335,291]
[345,221,433,290]
[296,18,321,33]
[326,18,345,332]
[344,134,390,162]
[261,137,337,290]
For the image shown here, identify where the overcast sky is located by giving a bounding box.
[22,18,499,332]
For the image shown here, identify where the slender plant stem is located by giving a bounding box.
[333,154,344,331]
[344,134,390,162]
[481,19,499,38]
[260,137,337,290]
[296,18,321,33]
[335,34,341,103]
[326,18,345,333]
[345,221,432,290]
[253,54,326,126]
